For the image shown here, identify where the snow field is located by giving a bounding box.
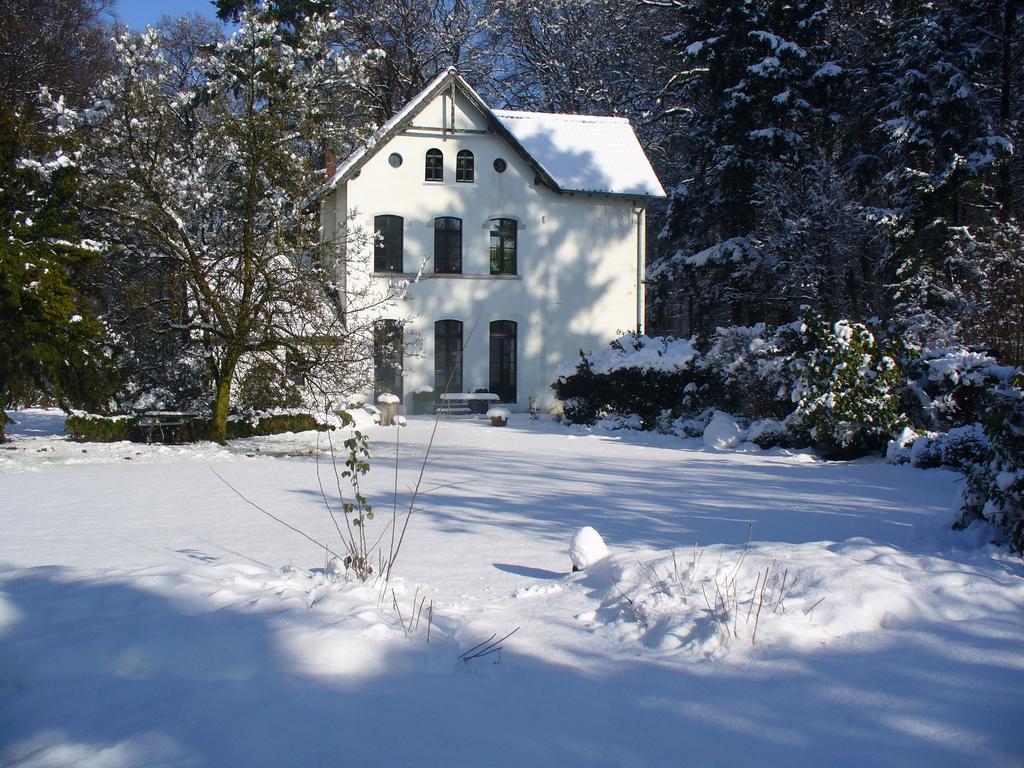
[1,409,1023,767]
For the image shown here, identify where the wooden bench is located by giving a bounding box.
[439,392,499,417]
[136,411,202,444]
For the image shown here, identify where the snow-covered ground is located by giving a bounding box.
[2,408,1022,767]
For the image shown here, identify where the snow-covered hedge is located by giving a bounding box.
[65,410,333,443]
[555,311,908,457]
[553,334,716,429]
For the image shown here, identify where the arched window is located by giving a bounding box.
[434,320,463,393]
[373,215,403,273]
[433,217,462,274]
[425,148,443,182]
[489,218,517,275]
[456,150,474,183]
[489,321,517,404]
[374,319,403,402]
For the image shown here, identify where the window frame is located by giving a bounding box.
[373,319,403,402]
[434,319,464,394]
[433,216,463,274]
[373,214,404,273]
[425,148,443,182]
[489,218,517,275]
[489,320,517,404]
[456,150,475,183]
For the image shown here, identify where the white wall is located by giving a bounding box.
[330,88,644,411]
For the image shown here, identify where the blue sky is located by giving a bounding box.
[113,0,221,30]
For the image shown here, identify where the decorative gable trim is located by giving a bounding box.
[324,67,560,195]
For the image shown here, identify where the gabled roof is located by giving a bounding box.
[326,68,665,199]
[492,110,666,197]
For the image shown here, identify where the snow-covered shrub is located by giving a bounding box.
[902,347,1017,431]
[748,418,789,448]
[65,413,135,442]
[223,411,330,438]
[700,323,802,420]
[791,312,906,457]
[703,411,745,449]
[553,334,710,428]
[960,374,1024,551]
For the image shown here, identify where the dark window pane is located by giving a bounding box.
[489,218,517,274]
[434,217,462,274]
[374,320,403,402]
[489,320,517,403]
[373,215,403,273]
[456,150,474,183]
[425,148,443,182]
[434,319,463,393]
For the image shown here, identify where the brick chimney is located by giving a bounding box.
[324,150,337,181]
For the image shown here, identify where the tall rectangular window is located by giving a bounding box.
[489,320,517,403]
[433,217,462,274]
[374,319,403,402]
[374,215,403,273]
[489,218,517,275]
[434,319,463,393]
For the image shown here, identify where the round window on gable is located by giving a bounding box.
[388,152,403,168]
[493,158,507,173]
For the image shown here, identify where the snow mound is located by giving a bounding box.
[703,411,745,449]
[569,526,610,571]
[486,407,510,419]
[377,393,400,404]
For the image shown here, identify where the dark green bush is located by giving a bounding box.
[223,412,330,438]
[66,414,136,442]
[960,374,1024,551]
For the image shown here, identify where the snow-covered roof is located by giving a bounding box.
[491,110,665,197]
[326,68,664,199]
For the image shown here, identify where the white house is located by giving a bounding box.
[320,67,664,412]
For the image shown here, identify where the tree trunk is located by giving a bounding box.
[208,358,238,444]
[0,409,7,443]
[997,0,1017,215]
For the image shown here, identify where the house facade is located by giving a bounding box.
[321,68,664,412]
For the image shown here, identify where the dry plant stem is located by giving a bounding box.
[389,421,399,571]
[458,627,520,662]
[211,468,345,561]
[392,589,409,638]
[803,596,825,616]
[315,431,354,561]
[323,426,360,560]
[426,601,433,643]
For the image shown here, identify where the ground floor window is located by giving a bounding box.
[489,320,517,403]
[374,319,403,402]
[434,319,463,393]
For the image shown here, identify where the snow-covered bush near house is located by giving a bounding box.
[747,418,788,448]
[700,322,802,419]
[554,311,911,458]
[790,313,905,456]
[594,413,643,431]
[553,333,711,429]
[582,334,698,375]
[703,411,745,449]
